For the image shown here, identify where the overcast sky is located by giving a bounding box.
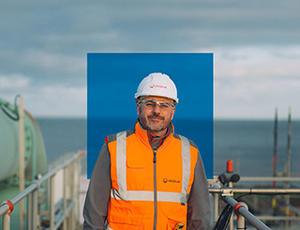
[1,0,300,119]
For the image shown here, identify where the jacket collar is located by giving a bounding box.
[134,119,174,150]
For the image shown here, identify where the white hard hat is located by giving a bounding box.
[135,73,178,103]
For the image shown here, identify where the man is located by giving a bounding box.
[84,73,210,230]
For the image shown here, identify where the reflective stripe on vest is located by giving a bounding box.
[113,131,191,204]
[116,131,127,195]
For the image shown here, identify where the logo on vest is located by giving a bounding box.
[163,178,180,183]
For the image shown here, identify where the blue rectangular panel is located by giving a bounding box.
[87,53,214,179]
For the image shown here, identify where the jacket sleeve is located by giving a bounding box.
[187,151,211,230]
[83,143,111,230]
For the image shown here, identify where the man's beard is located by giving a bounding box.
[139,113,171,134]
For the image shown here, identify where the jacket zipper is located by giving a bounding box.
[153,150,157,230]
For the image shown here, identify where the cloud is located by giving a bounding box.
[216,46,300,79]
[0,49,85,87]
[0,80,86,117]
[0,74,30,90]
[24,50,84,74]
[1,1,300,118]
[90,0,300,49]
[214,46,300,119]
[2,1,300,53]
[24,85,87,117]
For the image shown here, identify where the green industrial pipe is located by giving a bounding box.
[0,97,48,183]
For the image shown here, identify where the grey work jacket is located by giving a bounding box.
[83,128,211,230]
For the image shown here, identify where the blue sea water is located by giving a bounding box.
[36,118,300,177]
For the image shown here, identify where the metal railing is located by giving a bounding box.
[0,151,86,230]
[222,196,271,230]
[209,176,300,230]
[3,161,300,230]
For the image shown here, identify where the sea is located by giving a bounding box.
[36,118,300,180]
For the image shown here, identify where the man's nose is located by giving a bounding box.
[152,103,161,113]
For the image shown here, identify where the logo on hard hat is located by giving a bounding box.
[150,85,167,89]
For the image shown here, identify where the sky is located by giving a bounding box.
[0,0,300,119]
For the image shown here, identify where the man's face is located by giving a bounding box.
[137,96,175,135]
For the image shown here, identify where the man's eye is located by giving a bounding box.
[145,102,155,107]
[160,103,169,108]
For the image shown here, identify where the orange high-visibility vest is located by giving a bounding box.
[106,122,199,230]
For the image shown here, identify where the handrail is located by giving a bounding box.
[0,151,84,230]
[223,196,271,230]
[37,152,80,186]
[210,176,300,184]
[210,176,300,230]
[239,177,300,182]
[0,152,80,216]
[209,187,300,194]
[0,183,37,215]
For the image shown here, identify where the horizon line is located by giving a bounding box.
[35,116,300,121]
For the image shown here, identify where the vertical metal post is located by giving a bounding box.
[273,108,278,188]
[32,190,39,230]
[214,193,219,224]
[63,167,68,230]
[3,213,10,230]
[285,107,292,228]
[50,175,55,230]
[227,182,234,230]
[272,108,278,217]
[76,158,79,227]
[73,157,79,227]
[47,177,50,214]
[287,107,292,178]
[19,95,25,230]
[27,193,33,230]
[66,163,71,228]
[70,162,75,229]
[237,202,248,230]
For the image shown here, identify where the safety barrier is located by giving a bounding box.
[0,151,86,230]
[222,196,271,230]
[2,156,300,230]
[209,176,300,230]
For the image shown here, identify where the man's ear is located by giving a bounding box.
[171,107,175,120]
[136,103,140,116]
